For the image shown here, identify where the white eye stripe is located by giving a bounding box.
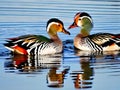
[80,16,93,23]
[47,22,59,32]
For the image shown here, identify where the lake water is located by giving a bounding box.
[0,0,120,90]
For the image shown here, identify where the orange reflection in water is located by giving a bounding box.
[71,57,94,89]
[47,66,70,88]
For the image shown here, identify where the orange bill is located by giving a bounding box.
[68,22,78,29]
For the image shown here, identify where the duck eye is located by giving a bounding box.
[58,24,61,27]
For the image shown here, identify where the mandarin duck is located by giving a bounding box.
[68,12,120,51]
[4,18,70,55]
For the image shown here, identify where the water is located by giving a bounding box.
[0,0,120,90]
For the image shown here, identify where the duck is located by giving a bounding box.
[4,18,70,55]
[68,12,120,51]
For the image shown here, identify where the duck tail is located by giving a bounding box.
[114,34,120,46]
[116,34,120,38]
[4,40,15,52]
[4,40,28,55]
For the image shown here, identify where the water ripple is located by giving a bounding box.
[0,0,120,90]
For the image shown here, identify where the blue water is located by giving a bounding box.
[0,0,120,90]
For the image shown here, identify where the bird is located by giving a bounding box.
[4,18,70,55]
[68,12,120,51]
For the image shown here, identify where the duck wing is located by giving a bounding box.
[88,33,120,47]
[4,34,52,54]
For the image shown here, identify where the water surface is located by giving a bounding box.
[0,0,120,90]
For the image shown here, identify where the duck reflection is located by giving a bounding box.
[4,54,62,73]
[47,66,70,88]
[75,49,120,58]
[71,49,120,89]
[75,49,120,63]
[71,56,94,89]
[4,53,70,88]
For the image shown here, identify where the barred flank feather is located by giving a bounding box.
[83,33,120,51]
[28,42,62,55]
[86,38,102,51]
[4,33,64,55]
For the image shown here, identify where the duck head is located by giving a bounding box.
[47,18,70,36]
[68,12,93,36]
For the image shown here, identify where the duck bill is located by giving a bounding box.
[68,22,78,29]
[62,28,70,35]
